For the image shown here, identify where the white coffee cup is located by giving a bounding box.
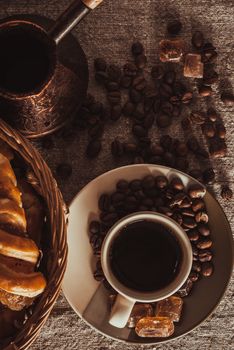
[101,212,193,328]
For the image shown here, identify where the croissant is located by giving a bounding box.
[0,152,47,311]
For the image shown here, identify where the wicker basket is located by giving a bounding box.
[0,119,68,350]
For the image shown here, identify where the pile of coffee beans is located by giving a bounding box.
[50,19,233,200]
[89,175,213,297]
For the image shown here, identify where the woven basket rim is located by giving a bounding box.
[0,118,68,350]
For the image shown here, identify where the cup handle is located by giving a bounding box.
[109,294,135,328]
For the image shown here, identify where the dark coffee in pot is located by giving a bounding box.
[0,26,53,94]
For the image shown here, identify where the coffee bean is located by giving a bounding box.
[144,96,154,113]
[168,192,186,207]
[221,186,233,200]
[187,136,199,153]
[165,152,177,167]
[161,101,173,115]
[138,136,151,148]
[160,83,173,98]
[90,234,103,252]
[177,278,193,297]
[172,212,183,226]
[188,185,206,199]
[189,112,206,125]
[129,88,142,103]
[181,208,195,217]
[221,93,234,106]
[120,75,132,89]
[94,269,105,282]
[151,65,164,80]
[138,205,148,211]
[124,63,138,77]
[125,195,138,211]
[132,41,144,56]
[144,113,155,129]
[160,135,173,151]
[110,104,122,121]
[198,249,212,262]
[153,97,161,113]
[94,58,107,71]
[201,262,214,277]
[167,20,182,35]
[142,198,154,207]
[155,176,168,189]
[192,31,204,49]
[202,122,216,138]
[170,95,181,106]
[106,82,119,91]
[192,245,199,256]
[132,124,148,138]
[216,123,226,139]
[207,108,218,122]
[203,168,215,184]
[187,229,199,242]
[196,147,210,159]
[158,206,173,217]
[130,179,142,192]
[181,91,193,104]
[183,217,197,229]
[142,175,155,189]
[209,138,227,158]
[89,123,104,138]
[124,142,138,154]
[107,64,121,82]
[95,71,109,84]
[56,163,72,179]
[170,177,184,191]
[133,156,145,164]
[181,117,192,130]
[122,101,135,116]
[156,114,171,128]
[203,69,219,85]
[86,139,102,158]
[180,197,192,208]
[89,221,101,235]
[192,198,205,212]
[135,54,147,69]
[107,91,121,105]
[196,238,212,249]
[198,223,210,237]
[101,212,119,225]
[132,75,146,91]
[116,180,129,192]
[189,169,203,183]
[154,197,165,208]
[198,85,213,97]
[202,50,218,65]
[98,194,110,212]
[175,142,188,157]
[175,157,189,172]
[135,190,145,200]
[172,105,181,118]
[149,145,164,156]
[192,261,202,273]
[111,192,125,205]
[189,271,199,282]
[163,70,176,85]
[111,139,124,157]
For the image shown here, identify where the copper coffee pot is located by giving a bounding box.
[0,0,103,138]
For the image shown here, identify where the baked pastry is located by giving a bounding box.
[0,152,47,312]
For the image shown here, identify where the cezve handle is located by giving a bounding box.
[109,294,135,328]
[49,0,104,44]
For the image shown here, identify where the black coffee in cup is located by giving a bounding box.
[110,220,182,292]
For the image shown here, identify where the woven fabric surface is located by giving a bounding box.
[0,1,234,349]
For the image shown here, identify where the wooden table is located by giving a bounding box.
[1,1,234,349]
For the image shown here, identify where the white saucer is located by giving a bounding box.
[62,164,233,345]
